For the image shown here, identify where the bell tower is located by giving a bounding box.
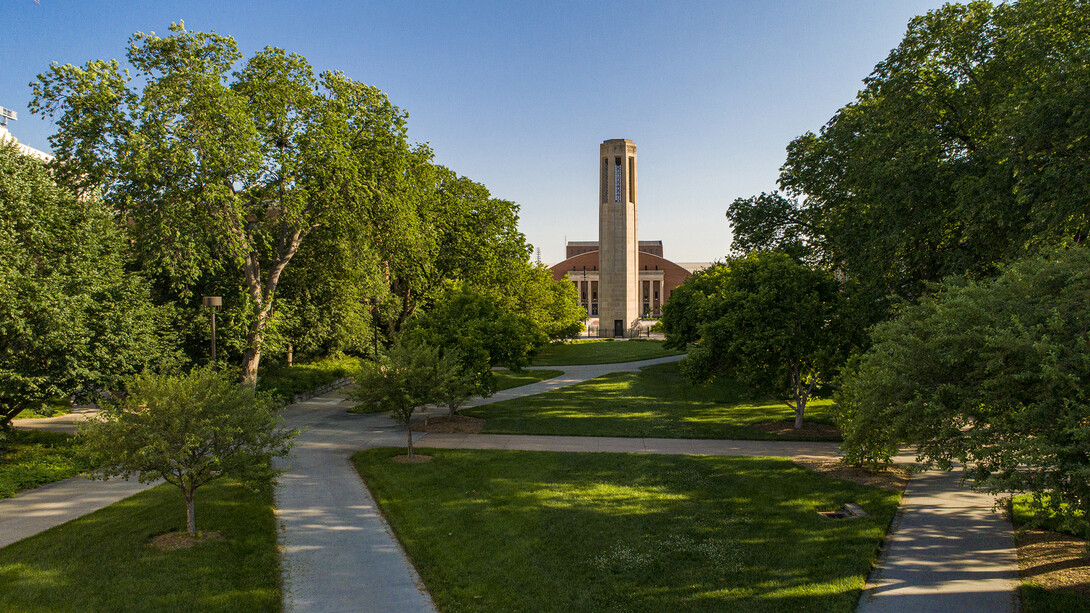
[598,139,639,337]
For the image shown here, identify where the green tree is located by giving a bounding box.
[373,161,532,334]
[405,285,522,401]
[680,252,844,429]
[725,193,820,263]
[0,142,176,425]
[352,337,454,457]
[730,0,1090,313]
[837,247,1090,533]
[80,367,296,535]
[274,223,384,360]
[31,24,408,385]
[434,348,479,420]
[498,262,585,343]
[660,262,730,350]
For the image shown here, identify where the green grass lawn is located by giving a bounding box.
[1010,494,1090,613]
[354,448,900,613]
[531,339,684,366]
[258,355,363,402]
[0,479,281,612]
[493,369,563,391]
[464,361,839,441]
[11,397,74,420]
[0,430,88,499]
[349,368,565,414]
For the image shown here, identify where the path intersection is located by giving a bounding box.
[4,353,1019,612]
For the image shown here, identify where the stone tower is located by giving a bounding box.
[598,138,639,337]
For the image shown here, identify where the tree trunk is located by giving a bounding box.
[232,216,306,388]
[792,362,805,430]
[0,405,24,425]
[185,490,197,536]
[241,323,264,388]
[405,424,414,458]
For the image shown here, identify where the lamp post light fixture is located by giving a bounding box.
[202,296,222,366]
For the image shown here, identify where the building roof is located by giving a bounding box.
[0,125,53,162]
[675,262,715,274]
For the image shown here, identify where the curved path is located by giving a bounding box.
[273,355,690,613]
[5,353,1019,613]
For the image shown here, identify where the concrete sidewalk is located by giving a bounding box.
[415,432,840,459]
[11,405,100,435]
[4,352,1022,613]
[272,354,683,613]
[0,475,154,548]
[857,468,1020,613]
[275,390,437,613]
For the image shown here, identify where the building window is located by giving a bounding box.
[614,157,623,203]
[601,158,608,203]
[628,156,635,203]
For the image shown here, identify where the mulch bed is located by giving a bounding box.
[393,454,433,464]
[1015,528,1090,597]
[409,414,484,434]
[149,530,224,551]
[794,459,911,492]
[753,420,842,438]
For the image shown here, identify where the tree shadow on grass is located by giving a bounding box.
[471,363,842,441]
[0,480,279,613]
[354,448,901,613]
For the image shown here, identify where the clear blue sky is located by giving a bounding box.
[2,0,948,263]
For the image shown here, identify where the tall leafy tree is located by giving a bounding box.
[31,24,408,385]
[729,0,1090,312]
[494,261,585,343]
[725,193,820,263]
[274,222,384,360]
[838,246,1090,534]
[680,252,844,429]
[373,162,532,334]
[0,142,175,424]
[660,262,730,350]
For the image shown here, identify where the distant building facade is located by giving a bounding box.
[549,139,698,337]
[0,124,53,162]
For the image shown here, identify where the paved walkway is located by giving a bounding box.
[5,353,1020,613]
[857,468,1020,613]
[0,475,153,549]
[11,405,100,434]
[273,354,687,613]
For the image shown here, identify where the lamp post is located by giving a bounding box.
[202,296,222,367]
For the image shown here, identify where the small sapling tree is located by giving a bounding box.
[436,350,480,419]
[353,336,453,457]
[80,367,297,536]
